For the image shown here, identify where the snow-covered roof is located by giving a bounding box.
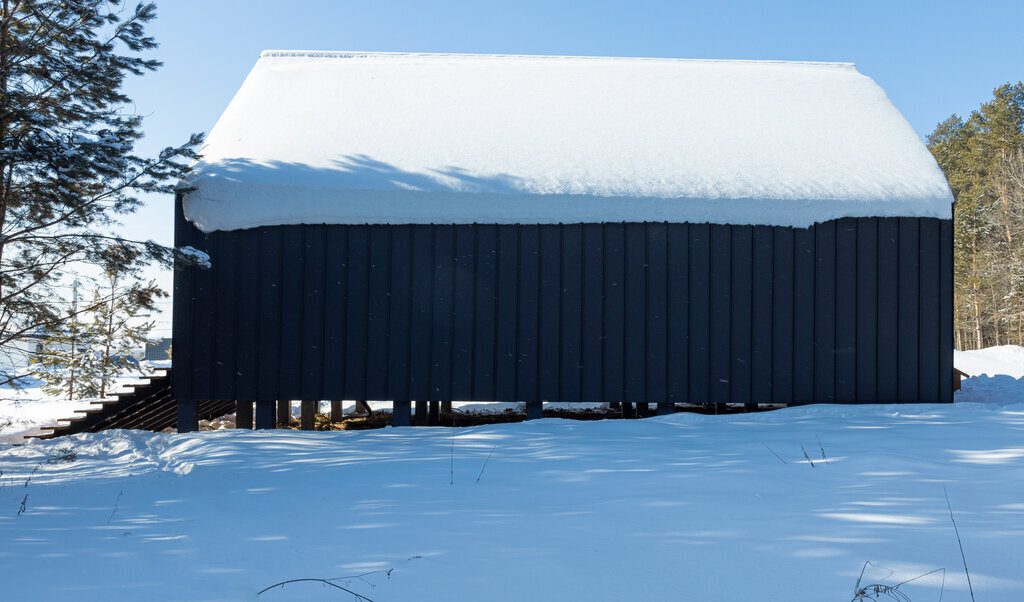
[181,51,953,232]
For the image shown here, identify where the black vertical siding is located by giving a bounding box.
[855,218,878,403]
[835,219,858,403]
[173,200,954,406]
[666,224,689,403]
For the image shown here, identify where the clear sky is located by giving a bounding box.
[120,0,1023,335]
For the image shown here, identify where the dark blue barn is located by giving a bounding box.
[173,52,955,431]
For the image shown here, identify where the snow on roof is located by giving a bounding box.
[181,51,953,232]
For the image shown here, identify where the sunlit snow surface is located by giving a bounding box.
[0,348,1022,600]
[182,51,953,232]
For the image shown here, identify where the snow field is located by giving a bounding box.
[0,347,1021,600]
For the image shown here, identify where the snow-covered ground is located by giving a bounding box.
[0,348,1022,600]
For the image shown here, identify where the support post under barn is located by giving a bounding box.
[254,401,275,429]
[236,401,254,429]
[393,400,411,426]
[526,401,542,420]
[177,400,198,433]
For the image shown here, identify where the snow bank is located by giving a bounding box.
[182,51,953,232]
[954,345,1024,406]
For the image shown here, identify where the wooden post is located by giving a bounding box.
[176,399,198,433]
[254,400,275,429]
[657,402,674,416]
[355,400,373,415]
[526,401,543,420]
[330,401,343,422]
[428,401,440,425]
[621,402,635,419]
[441,401,452,415]
[236,400,254,429]
[277,400,291,426]
[415,400,427,426]
[300,401,317,430]
[636,403,649,418]
[393,400,411,426]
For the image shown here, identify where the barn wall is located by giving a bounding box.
[173,198,954,405]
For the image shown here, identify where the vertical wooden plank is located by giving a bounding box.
[213,231,238,401]
[407,226,434,402]
[939,219,954,402]
[793,227,815,404]
[538,225,561,402]
[751,227,773,403]
[919,219,940,402]
[603,223,626,405]
[814,221,836,403]
[581,224,604,403]
[279,225,304,399]
[877,218,900,402]
[257,227,282,401]
[560,224,583,403]
[730,226,753,404]
[494,225,519,402]
[171,194,195,403]
[452,225,476,401]
[322,226,347,401]
[856,218,878,403]
[191,231,215,400]
[517,225,541,403]
[387,226,412,403]
[772,228,794,404]
[365,226,391,400]
[301,225,327,401]
[473,225,498,401]
[709,225,731,403]
[624,223,647,403]
[836,218,857,403]
[430,227,455,402]
[689,224,711,403]
[646,223,668,404]
[344,226,370,400]
[234,229,260,401]
[898,218,919,402]
[667,223,689,403]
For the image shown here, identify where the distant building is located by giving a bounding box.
[144,338,172,361]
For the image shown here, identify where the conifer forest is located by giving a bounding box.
[928,82,1024,349]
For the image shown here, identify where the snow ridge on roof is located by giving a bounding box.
[183,51,953,232]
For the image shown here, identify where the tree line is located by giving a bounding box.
[928,82,1024,350]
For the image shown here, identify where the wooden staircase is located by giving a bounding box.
[35,369,235,439]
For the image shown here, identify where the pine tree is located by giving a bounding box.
[35,268,156,400]
[928,83,1024,349]
[0,1,201,386]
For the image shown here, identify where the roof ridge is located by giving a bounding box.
[257,50,856,69]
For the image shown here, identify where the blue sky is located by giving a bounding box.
[121,0,1023,334]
